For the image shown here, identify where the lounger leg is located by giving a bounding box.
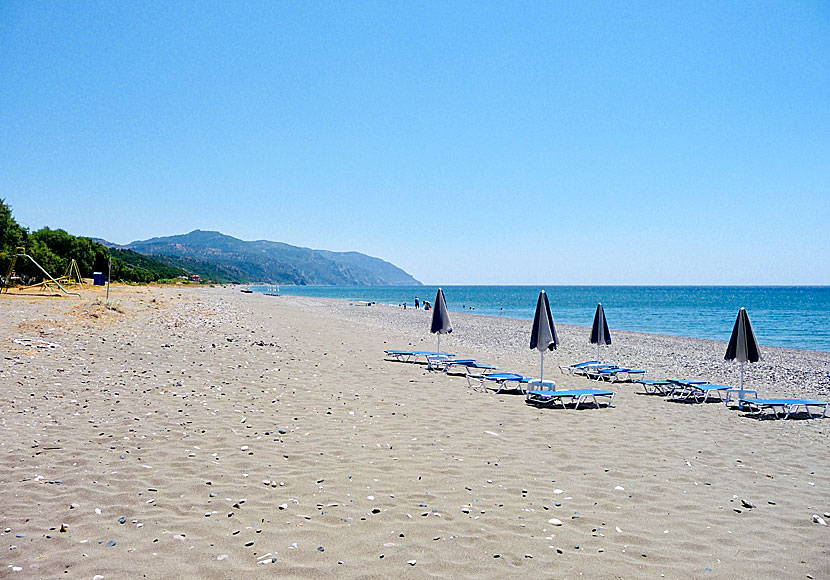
[466,374,484,391]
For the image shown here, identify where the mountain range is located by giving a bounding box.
[114,230,420,286]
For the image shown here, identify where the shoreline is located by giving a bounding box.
[305,293,830,356]
[271,293,830,398]
[1,285,828,579]
[266,285,830,354]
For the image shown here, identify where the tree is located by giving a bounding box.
[0,198,28,257]
[0,198,197,285]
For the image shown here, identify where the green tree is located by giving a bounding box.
[0,198,28,257]
[1,199,199,285]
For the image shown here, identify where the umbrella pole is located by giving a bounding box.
[540,352,544,382]
[437,335,441,355]
[740,360,744,394]
[738,361,745,409]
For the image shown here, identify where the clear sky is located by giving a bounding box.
[2,2,828,285]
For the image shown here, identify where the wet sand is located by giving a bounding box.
[1,285,828,579]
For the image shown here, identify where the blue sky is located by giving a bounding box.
[2,1,828,285]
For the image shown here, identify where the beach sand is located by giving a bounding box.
[1,285,828,579]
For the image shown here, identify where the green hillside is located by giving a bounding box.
[127,230,421,286]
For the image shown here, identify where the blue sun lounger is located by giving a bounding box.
[589,367,647,383]
[558,360,601,375]
[739,398,828,419]
[574,362,617,377]
[667,381,732,403]
[467,372,534,394]
[445,361,499,375]
[384,350,455,363]
[635,380,674,395]
[526,387,615,409]
[426,355,470,371]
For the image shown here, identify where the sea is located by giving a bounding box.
[249,285,830,353]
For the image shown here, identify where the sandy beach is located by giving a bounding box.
[1,285,828,579]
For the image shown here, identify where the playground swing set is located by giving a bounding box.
[1,247,82,297]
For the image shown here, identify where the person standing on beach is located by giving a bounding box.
[414,297,420,309]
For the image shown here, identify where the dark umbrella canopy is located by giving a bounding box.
[530,290,559,352]
[530,290,559,382]
[430,288,452,335]
[725,307,761,363]
[724,307,761,400]
[590,303,611,346]
[590,302,611,361]
[430,288,452,354]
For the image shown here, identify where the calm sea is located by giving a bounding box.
[250,285,830,353]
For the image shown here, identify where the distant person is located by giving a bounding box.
[425,302,431,311]
[403,302,407,309]
[414,297,420,309]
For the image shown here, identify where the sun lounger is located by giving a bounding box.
[445,361,499,375]
[667,381,732,403]
[467,372,531,394]
[664,379,707,397]
[589,367,647,382]
[573,362,617,377]
[526,387,615,409]
[384,350,455,363]
[426,355,469,371]
[635,380,673,395]
[558,360,601,375]
[739,398,828,419]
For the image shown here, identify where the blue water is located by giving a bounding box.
[252,285,830,353]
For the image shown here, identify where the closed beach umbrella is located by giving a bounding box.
[530,290,559,381]
[725,307,761,399]
[590,302,612,360]
[430,288,452,353]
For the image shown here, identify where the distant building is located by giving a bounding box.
[190,275,201,282]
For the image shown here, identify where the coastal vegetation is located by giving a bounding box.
[0,198,193,285]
